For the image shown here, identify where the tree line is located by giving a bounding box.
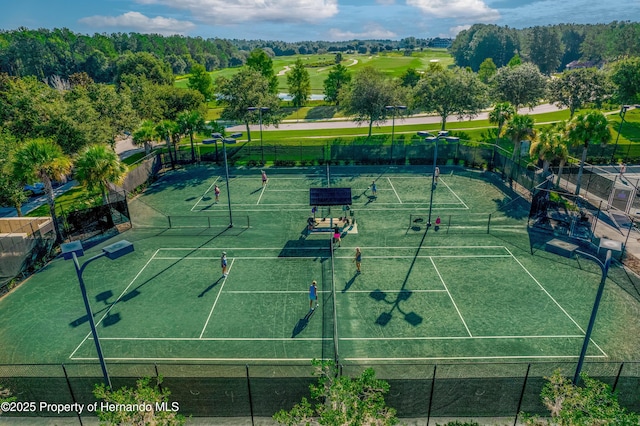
[0,28,244,82]
[451,21,640,74]
[1,21,638,85]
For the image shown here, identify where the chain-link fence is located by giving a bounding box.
[0,361,637,421]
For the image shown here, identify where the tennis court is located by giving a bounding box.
[1,165,639,369]
[64,243,606,363]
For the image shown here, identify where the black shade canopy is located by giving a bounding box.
[309,188,352,206]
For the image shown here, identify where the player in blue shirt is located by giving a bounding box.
[221,252,228,277]
[309,280,318,310]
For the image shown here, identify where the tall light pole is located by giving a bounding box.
[61,239,135,389]
[610,105,633,164]
[573,250,612,385]
[207,132,241,228]
[248,107,270,164]
[386,105,406,162]
[418,131,447,227]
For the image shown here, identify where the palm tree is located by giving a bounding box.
[488,102,515,145]
[566,110,612,195]
[155,120,178,169]
[177,110,206,163]
[503,114,536,161]
[75,144,128,204]
[529,129,554,174]
[12,139,72,241]
[132,120,156,156]
[548,124,570,187]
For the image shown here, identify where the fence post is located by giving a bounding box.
[513,363,531,426]
[612,362,625,392]
[427,364,436,426]
[61,364,83,426]
[245,364,255,426]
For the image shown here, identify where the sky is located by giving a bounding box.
[1,0,639,42]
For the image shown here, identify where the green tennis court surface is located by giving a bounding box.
[65,245,605,362]
[1,166,639,367]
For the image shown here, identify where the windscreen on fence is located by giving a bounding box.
[1,361,638,420]
[0,219,56,294]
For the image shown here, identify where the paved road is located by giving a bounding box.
[0,180,77,218]
[228,103,564,133]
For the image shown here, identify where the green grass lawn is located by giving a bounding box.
[178,49,454,95]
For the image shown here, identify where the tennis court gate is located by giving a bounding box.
[0,361,638,422]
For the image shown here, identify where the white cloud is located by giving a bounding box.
[328,24,397,40]
[449,24,471,36]
[134,0,339,24]
[406,0,500,21]
[79,11,195,35]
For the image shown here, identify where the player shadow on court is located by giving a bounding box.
[291,309,316,338]
[250,188,262,194]
[198,277,223,298]
[341,272,359,293]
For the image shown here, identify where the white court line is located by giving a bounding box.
[98,337,328,341]
[504,247,608,358]
[153,255,511,260]
[199,259,234,338]
[94,334,581,342]
[73,357,319,362]
[194,206,468,213]
[156,245,510,250]
[387,177,402,203]
[431,257,472,337]
[256,184,267,204]
[190,177,220,212]
[341,334,584,340]
[439,177,469,210]
[341,289,447,293]
[226,290,330,294]
[69,249,161,359]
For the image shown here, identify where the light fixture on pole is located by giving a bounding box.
[573,249,612,385]
[61,239,135,389]
[248,107,270,164]
[610,105,633,164]
[386,105,406,161]
[207,132,241,228]
[418,131,447,227]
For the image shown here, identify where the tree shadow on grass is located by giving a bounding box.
[305,106,338,120]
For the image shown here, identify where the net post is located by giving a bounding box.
[207,216,211,228]
[487,213,492,234]
[168,215,172,229]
